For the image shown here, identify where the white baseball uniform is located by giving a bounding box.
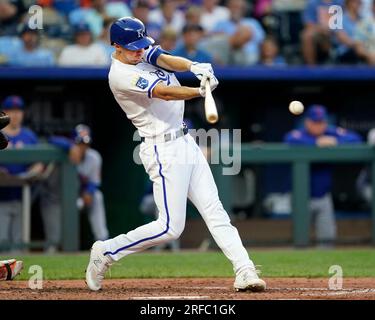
[103,46,255,274]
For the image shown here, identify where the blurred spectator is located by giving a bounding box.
[96,17,116,60]
[284,104,362,247]
[0,96,44,252]
[354,0,375,64]
[38,0,68,27]
[0,0,27,36]
[185,5,202,27]
[356,128,375,206]
[5,24,56,67]
[259,35,286,66]
[69,0,131,38]
[302,0,343,65]
[253,0,273,19]
[46,124,109,245]
[360,0,373,17]
[37,1,72,36]
[172,24,213,62]
[0,36,22,66]
[52,0,81,16]
[37,1,72,59]
[58,23,109,66]
[334,0,364,64]
[200,23,252,65]
[159,26,178,51]
[131,0,162,41]
[200,0,230,33]
[209,0,265,65]
[148,0,186,34]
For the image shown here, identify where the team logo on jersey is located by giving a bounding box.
[150,70,170,85]
[135,77,149,89]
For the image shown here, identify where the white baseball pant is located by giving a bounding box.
[103,134,254,274]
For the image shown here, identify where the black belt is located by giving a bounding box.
[141,124,188,143]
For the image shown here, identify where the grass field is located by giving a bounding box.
[9,248,375,280]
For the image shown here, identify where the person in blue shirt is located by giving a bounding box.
[302,0,344,65]
[172,24,213,63]
[0,95,44,252]
[211,0,265,65]
[69,0,131,38]
[259,36,287,66]
[334,0,364,64]
[284,104,362,247]
[7,24,55,67]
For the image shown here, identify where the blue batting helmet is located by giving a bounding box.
[73,124,92,145]
[110,16,154,50]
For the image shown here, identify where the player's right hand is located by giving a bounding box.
[199,75,219,97]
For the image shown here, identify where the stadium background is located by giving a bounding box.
[1,0,375,301]
[1,67,374,249]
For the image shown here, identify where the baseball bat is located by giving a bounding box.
[204,81,218,124]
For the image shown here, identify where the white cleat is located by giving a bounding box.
[85,241,113,291]
[234,267,266,292]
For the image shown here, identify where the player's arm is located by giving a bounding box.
[156,53,193,72]
[156,53,216,84]
[146,46,216,82]
[152,82,201,101]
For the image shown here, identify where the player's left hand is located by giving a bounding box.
[190,62,214,82]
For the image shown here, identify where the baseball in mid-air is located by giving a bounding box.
[289,100,304,115]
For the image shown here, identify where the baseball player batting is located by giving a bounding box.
[85,17,266,292]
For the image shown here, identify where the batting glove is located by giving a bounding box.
[199,75,219,97]
[190,62,214,82]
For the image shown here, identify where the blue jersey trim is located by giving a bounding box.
[104,145,170,256]
[146,46,158,64]
[147,79,162,98]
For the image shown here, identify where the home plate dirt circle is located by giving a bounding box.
[1,278,375,300]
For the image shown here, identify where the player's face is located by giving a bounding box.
[305,119,328,137]
[6,109,24,129]
[123,48,145,64]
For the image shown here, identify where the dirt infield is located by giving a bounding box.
[1,278,375,300]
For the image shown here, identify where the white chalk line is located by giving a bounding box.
[179,286,228,290]
[301,289,375,297]
[130,296,210,300]
[159,286,375,297]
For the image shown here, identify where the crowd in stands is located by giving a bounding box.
[0,0,375,67]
